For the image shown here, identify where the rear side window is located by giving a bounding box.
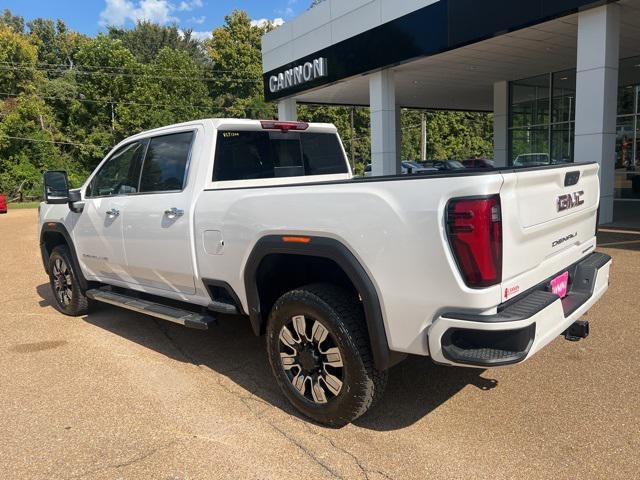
[87,141,145,197]
[140,131,194,192]
[213,131,347,182]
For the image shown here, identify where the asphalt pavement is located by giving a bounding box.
[1,208,638,479]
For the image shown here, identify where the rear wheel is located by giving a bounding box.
[266,283,387,427]
[48,245,88,316]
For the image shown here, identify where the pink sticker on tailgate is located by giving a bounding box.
[550,271,569,299]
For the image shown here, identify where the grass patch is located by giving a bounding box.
[7,201,40,210]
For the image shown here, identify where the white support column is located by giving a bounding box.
[574,3,620,224]
[493,81,509,168]
[370,69,401,176]
[277,98,297,121]
[396,105,402,164]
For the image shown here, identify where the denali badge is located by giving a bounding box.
[557,191,584,212]
[552,232,577,248]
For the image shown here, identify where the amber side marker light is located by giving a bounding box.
[282,236,312,244]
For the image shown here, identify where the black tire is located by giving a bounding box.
[48,245,89,316]
[266,283,387,427]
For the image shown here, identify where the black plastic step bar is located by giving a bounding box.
[86,288,215,330]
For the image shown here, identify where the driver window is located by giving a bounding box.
[88,142,145,197]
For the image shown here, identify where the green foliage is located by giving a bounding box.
[27,18,88,69]
[402,110,493,161]
[0,26,40,93]
[0,94,84,197]
[0,9,25,34]
[205,11,268,101]
[0,7,494,200]
[108,21,205,64]
[117,47,213,132]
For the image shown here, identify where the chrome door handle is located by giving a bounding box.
[164,207,184,219]
[106,208,120,218]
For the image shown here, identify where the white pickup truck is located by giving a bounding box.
[39,119,612,427]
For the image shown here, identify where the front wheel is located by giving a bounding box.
[266,283,387,427]
[48,245,89,316]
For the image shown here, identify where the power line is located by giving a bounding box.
[0,64,262,83]
[0,60,245,75]
[0,92,266,113]
[0,134,108,148]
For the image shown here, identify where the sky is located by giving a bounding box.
[2,0,309,39]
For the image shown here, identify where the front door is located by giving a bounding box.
[123,130,197,295]
[73,141,146,282]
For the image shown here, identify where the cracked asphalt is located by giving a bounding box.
[1,208,639,479]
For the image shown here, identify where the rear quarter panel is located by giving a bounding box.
[194,173,504,355]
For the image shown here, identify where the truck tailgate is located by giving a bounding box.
[499,163,600,302]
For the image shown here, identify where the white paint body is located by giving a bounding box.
[40,119,610,366]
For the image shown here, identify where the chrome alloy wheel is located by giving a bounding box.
[52,257,73,307]
[279,315,344,404]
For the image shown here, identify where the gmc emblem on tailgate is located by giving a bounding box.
[557,191,584,212]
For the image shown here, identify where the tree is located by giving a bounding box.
[0,6,498,201]
[401,110,493,161]
[108,21,205,64]
[0,95,83,197]
[205,11,270,102]
[72,35,141,138]
[0,9,25,34]
[117,47,213,132]
[0,26,40,94]
[27,18,88,69]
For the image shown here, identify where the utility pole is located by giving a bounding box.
[420,111,427,161]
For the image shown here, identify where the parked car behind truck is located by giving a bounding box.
[39,119,612,427]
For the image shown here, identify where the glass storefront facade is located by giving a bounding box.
[509,70,576,167]
[509,57,640,201]
[615,57,640,200]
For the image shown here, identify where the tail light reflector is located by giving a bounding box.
[446,195,502,288]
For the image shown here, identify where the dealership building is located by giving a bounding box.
[261,0,640,224]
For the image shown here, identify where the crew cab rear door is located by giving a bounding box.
[122,129,197,295]
[499,162,600,301]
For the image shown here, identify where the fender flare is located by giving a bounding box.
[244,235,395,371]
[40,222,89,292]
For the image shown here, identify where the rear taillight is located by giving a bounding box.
[446,195,502,288]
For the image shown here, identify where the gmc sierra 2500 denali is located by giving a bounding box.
[39,119,612,427]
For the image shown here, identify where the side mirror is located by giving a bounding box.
[43,171,70,204]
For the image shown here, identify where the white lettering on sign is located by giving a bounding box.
[269,58,328,93]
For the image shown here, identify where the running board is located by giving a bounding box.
[208,300,239,315]
[86,289,215,330]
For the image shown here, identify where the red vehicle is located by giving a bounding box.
[0,193,7,214]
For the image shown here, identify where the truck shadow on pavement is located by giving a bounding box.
[597,229,640,252]
[37,283,497,431]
